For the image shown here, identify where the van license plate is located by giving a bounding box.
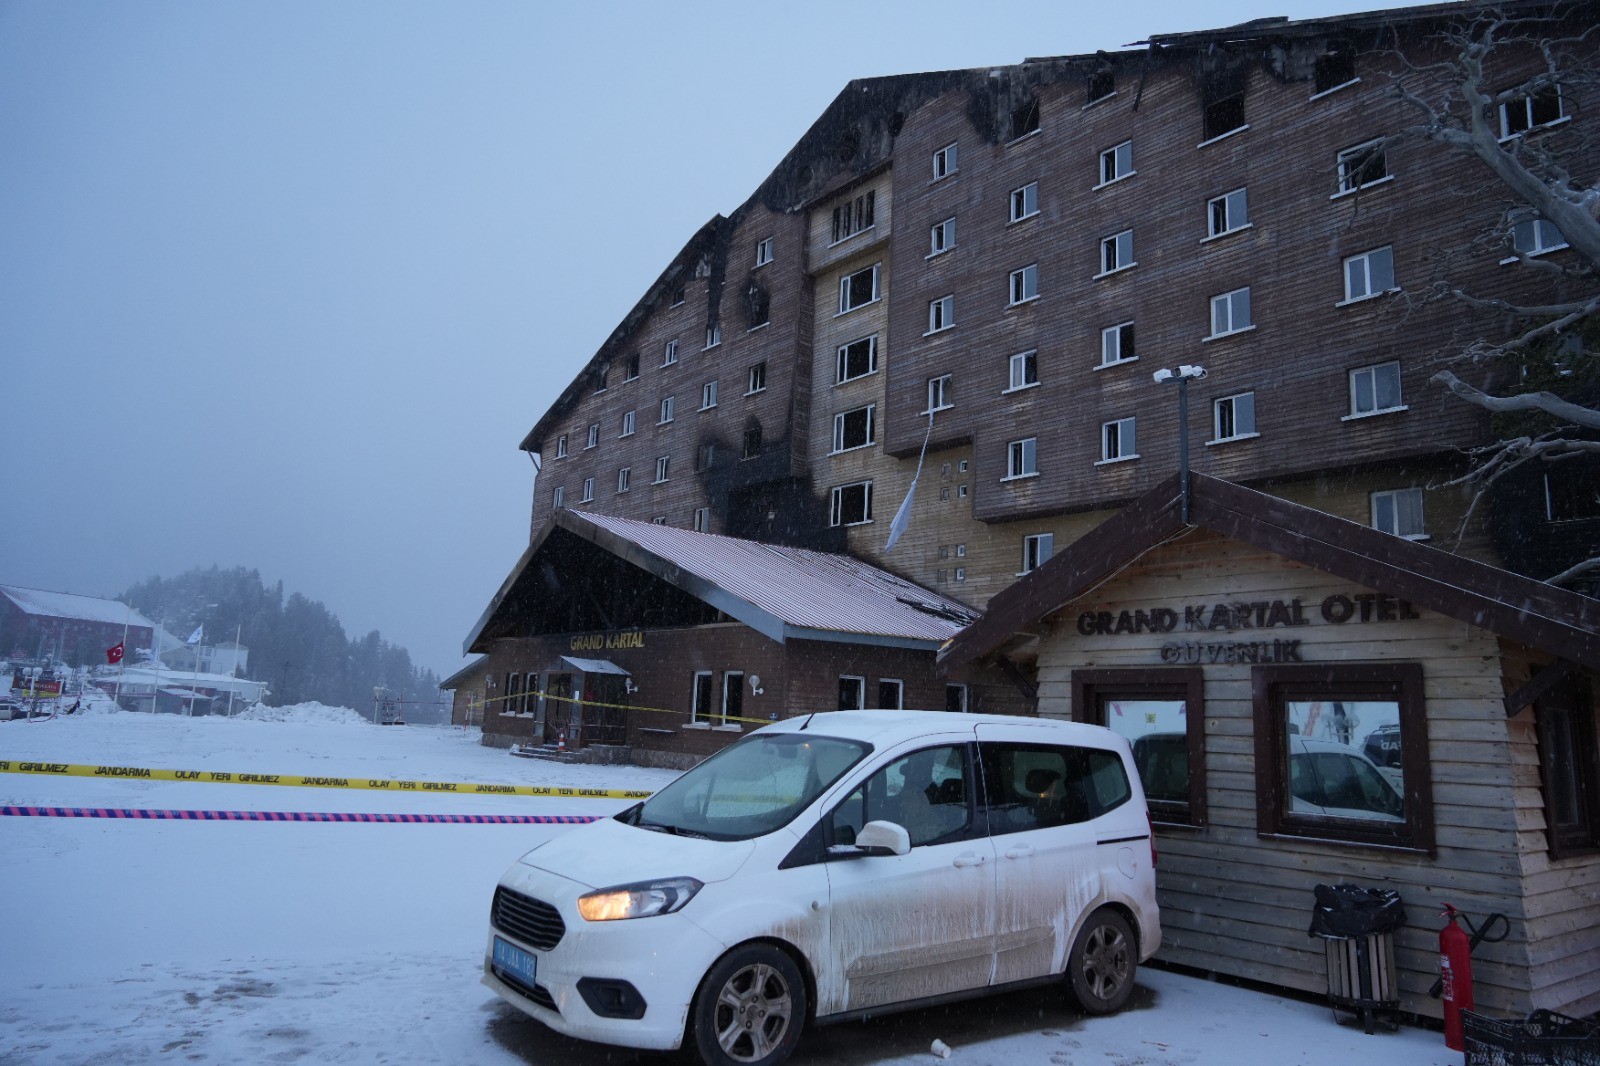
[493,936,538,987]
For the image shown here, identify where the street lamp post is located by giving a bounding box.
[1152,364,1207,524]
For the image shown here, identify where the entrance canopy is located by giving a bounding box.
[560,656,629,674]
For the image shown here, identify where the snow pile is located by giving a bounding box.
[231,700,368,726]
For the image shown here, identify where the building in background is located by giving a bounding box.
[0,584,155,667]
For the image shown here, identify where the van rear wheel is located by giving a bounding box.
[1067,909,1136,1014]
[690,944,806,1066]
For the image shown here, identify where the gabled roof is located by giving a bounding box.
[939,472,1600,672]
[466,509,978,655]
[0,584,155,629]
[439,655,488,690]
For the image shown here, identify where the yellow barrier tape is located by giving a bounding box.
[483,685,772,727]
[0,760,654,800]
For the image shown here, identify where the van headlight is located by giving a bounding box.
[577,877,703,921]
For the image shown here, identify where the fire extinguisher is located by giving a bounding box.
[1440,904,1473,1051]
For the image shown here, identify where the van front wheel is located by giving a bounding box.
[1067,909,1136,1014]
[690,944,806,1066]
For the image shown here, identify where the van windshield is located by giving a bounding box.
[628,732,871,841]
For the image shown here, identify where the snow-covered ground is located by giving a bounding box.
[1,699,1457,1065]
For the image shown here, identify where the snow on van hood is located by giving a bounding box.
[517,814,759,888]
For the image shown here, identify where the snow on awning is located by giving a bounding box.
[560,656,629,675]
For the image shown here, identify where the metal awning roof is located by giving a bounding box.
[560,656,629,675]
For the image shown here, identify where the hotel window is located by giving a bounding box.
[704,323,721,349]
[1343,246,1396,303]
[927,374,953,413]
[663,338,679,366]
[1009,182,1039,223]
[1349,360,1403,417]
[830,480,873,526]
[755,237,774,266]
[1098,229,1133,276]
[831,190,876,244]
[652,516,667,524]
[877,679,905,711]
[747,361,767,394]
[1500,86,1564,138]
[620,410,636,437]
[594,368,608,393]
[1313,49,1356,94]
[832,404,876,453]
[721,671,744,726]
[659,396,675,424]
[838,675,866,711]
[1100,322,1135,366]
[581,477,595,503]
[1209,287,1252,337]
[1101,418,1137,463]
[1073,668,1207,825]
[945,684,968,713]
[700,381,718,410]
[1511,218,1568,258]
[1006,437,1038,480]
[1337,139,1388,194]
[1536,679,1600,858]
[586,423,599,449]
[1372,487,1426,539]
[616,467,631,493]
[654,456,670,483]
[1021,532,1053,574]
[691,671,714,724]
[742,421,763,460]
[836,335,878,384]
[502,674,520,716]
[1207,188,1249,238]
[551,485,564,509]
[1098,140,1133,186]
[1009,264,1039,305]
[1009,96,1040,140]
[1087,69,1115,104]
[554,434,568,459]
[838,264,880,313]
[693,506,710,532]
[1253,663,1433,851]
[1202,92,1246,141]
[695,441,715,472]
[1007,349,1038,392]
[932,142,957,180]
[1212,392,1257,442]
[624,354,640,381]
[929,217,956,255]
[1545,463,1600,523]
[927,294,954,333]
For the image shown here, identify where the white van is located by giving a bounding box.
[483,710,1161,1066]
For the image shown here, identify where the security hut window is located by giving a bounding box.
[839,264,880,313]
[1252,663,1433,851]
[691,671,714,724]
[1073,669,1206,825]
[838,675,865,711]
[836,335,878,383]
[831,190,876,244]
[832,404,876,453]
[1535,678,1600,858]
[1372,487,1425,539]
[1337,139,1388,194]
[830,480,873,526]
[1501,86,1564,138]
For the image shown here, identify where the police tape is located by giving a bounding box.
[0,805,604,825]
[0,760,653,800]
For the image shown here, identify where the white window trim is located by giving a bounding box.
[927,217,957,258]
[1335,288,1401,309]
[1018,533,1054,576]
[619,412,635,438]
[924,296,956,337]
[835,266,882,317]
[1371,488,1429,540]
[1008,265,1040,307]
[754,238,773,267]
[830,405,877,455]
[1093,355,1139,372]
[1500,220,1571,263]
[1340,404,1409,423]
[1083,90,1117,110]
[703,328,721,351]
[616,468,631,493]
[1094,453,1141,466]
[1094,262,1137,281]
[1196,123,1251,150]
[1008,183,1040,224]
[1201,222,1254,245]
[689,671,714,725]
[1004,438,1038,481]
[1093,143,1136,190]
[653,458,670,484]
[658,398,675,424]
[1210,393,1257,444]
[1092,171,1135,192]
[1309,76,1361,101]
[1206,431,1261,446]
[827,224,876,250]
[1004,350,1039,394]
[581,478,595,503]
[1498,113,1571,142]
[700,385,718,411]
[1203,324,1257,343]
[830,482,875,527]
[1004,127,1042,148]
[1330,173,1395,200]
[835,336,879,385]
[932,143,958,182]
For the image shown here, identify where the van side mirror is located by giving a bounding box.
[827,820,911,860]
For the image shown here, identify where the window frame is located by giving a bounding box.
[830,191,876,246]
[829,480,874,526]
[876,678,905,711]
[616,467,631,494]
[1206,188,1249,239]
[1099,417,1137,464]
[835,335,878,384]
[620,410,636,437]
[1005,437,1038,481]
[1097,140,1134,187]
[1009,182,1039,223]
[554,434,568,459]
[1252,662,1434,853]
[662,338,679,367]
[700,380,718,411]
[927,294,955,334]
[1100,322,1135,367]
[586,423,599,450]
[1336,139,1390,195]
[552,485,564,509]
[693,506,710,533]
[1535,678,1600,858]
[704,323,721,350]
[746,362,767,395]
[1202,94,1247,143]
[1097,229,1135,277]
[838,264,881,314]
[945,684,969,713]
[581,476,595,504]
[659,395,675,424]
[1371,486,1426,540]
[624,355,640,382]
[932,142,958,180]
[1500,85,1565,139]
[926,374,953,414]
[1020,532,1053,574]
[1508,218,1569,260]
[1008,264,1039,306]
[1347,360,1404,419]
[838,675,866,711]
[1006,349,1039,393]
[1211,391,1258,443]
[690,671,714,725]
[1341,245,1397,304]
[755,237,774,267]
[1073,667,1207,826]
[1208,287,1253,339]
[721,671,744,727]
[929,216,957,256]
[831,403,877,454]
[653,455,670,484]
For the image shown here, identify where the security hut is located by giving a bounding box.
[939,472,1600,1020]
[466,509,1026,766]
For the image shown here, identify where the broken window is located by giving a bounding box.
[625,354,640,381]
[1203,94,1246,141]
[1314,49,1356,94]
[1087,69,1115,104]
[1500,86,1564,138]
[1337,139,1388,193]
[831,190,876,244]
[1009,96,1040,140]
[838,264,880,313]
[744,281,769,328]
[832,404,876,452]
[742,422,762,460]
[830,480,873,526]
[695,441,715,472]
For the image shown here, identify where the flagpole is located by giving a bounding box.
[189,623,202,717]
[226,623,241,716]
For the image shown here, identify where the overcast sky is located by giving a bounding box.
[0,0,1434,678]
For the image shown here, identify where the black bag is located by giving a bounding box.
[1309,883,1407,938]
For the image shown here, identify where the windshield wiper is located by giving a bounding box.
[636,820,681,835]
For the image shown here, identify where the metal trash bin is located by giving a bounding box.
[1309,883,1407,1034]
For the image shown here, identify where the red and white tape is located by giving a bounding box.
[0,805,602,825]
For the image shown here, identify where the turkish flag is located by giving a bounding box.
[106,641,125,665]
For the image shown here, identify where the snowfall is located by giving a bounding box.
[1,695,1461,1065]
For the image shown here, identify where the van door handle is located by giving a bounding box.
[953,852,987,868]
[1004,845,1035,860]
